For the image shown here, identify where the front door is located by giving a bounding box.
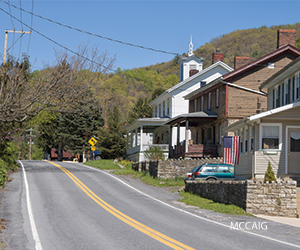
[288,127,300,174]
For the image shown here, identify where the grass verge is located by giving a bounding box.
[178,190,253,216]
[84,159,251,216]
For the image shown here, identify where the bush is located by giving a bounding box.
[144,146,165,161]
[265,161,277,183]
[0,160,8,187]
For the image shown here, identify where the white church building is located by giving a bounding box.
[125,39,233,162]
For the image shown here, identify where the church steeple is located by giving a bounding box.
[188,35,194,56]
[178,37,204,82]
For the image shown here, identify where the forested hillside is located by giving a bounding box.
[97,23,300,122]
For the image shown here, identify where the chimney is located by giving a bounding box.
[277,29,296,48]
[212,49,223,64]
[234,56,250,70]
[189,69,199,77]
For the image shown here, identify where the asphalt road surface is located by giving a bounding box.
[0,160,300,250]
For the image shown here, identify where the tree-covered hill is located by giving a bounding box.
[98,23,300,122]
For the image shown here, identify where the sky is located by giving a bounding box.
[1,0,300,72]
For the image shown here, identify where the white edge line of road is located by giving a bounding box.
[18,161,43,250]
[80,163,300,249]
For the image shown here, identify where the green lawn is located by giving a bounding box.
[84,159,251,216]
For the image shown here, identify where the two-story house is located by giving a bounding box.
[225,55,300,181]
[125,39,233,162]
[173,30,300,160]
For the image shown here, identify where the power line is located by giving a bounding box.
[27,0,34,54]
[0,0,178,56]
[0,6,117,73]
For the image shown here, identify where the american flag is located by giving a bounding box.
[222,136,240,165]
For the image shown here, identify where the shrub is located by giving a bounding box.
[0,160,8,187]
[144,146,165,161]
[264,161,277,183]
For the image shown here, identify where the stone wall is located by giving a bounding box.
[132,157,222,179]
[185,180,298,217]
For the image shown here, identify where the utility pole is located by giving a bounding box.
[3,29,32,65]
[26,128,35,160]
[104,88,108,130]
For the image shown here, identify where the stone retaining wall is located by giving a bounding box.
[185,180,298,217]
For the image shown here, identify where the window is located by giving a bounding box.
[260,124,282,150]
[163,101,165,117]
[284,80,290,105]
[250,127,254,151]
[159,104,161,117]
[194,99,197,112]
[291,132,300,152]
[296,73,300,101]
[201,81,206,87]
[154,106,157,118]
[292,76,295,103]
[201,96,204,111]
[219,125,222,145]
[208,93,211,110]
[217,166,230,173]
[273,84,281,108]
[244,128,248,153]
[201,166,217,172]
[167,98,170,116]
[239,129,243,153]
[216,89,219,107]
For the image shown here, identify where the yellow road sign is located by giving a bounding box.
[91,145,96,151]
[89,137,97,146]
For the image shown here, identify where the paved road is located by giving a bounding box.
[0,160,300,250]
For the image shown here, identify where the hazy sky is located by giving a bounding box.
[1,0,300,71]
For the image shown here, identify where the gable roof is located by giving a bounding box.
[148,60,233,106]
[259,55,300,90]
[223,44,300,81]
[184,44,300,100]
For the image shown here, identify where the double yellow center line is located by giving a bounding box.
[47,161,194,250]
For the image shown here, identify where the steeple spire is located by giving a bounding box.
[188,35,194,56]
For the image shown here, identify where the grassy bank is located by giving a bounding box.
[84,159,251,216]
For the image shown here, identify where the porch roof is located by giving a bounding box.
[124,117,170,132]
[164,111,218,126]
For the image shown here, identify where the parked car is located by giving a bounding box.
[191,163,235,181]
[185,167,198,180]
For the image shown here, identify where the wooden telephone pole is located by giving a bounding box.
[104,88,108,130]
[3,29,32,65]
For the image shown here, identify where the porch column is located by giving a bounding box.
[135,128,138,147]
[169,125,173,157]
[185,120,189,153]
[177,123,180,145]
[140,125,143,150]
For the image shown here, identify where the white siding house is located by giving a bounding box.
[225,56,300,181]
[125,40,233,162]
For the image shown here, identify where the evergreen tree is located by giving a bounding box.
[127,97,152,124]
[97,105,126,159]
[264,161,277,182]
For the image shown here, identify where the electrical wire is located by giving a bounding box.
[27,0,34,54]
[0,0,178,56]
[18,0,23,59]
[0,6,117,73]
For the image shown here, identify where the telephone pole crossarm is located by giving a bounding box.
[3,29,32,65]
